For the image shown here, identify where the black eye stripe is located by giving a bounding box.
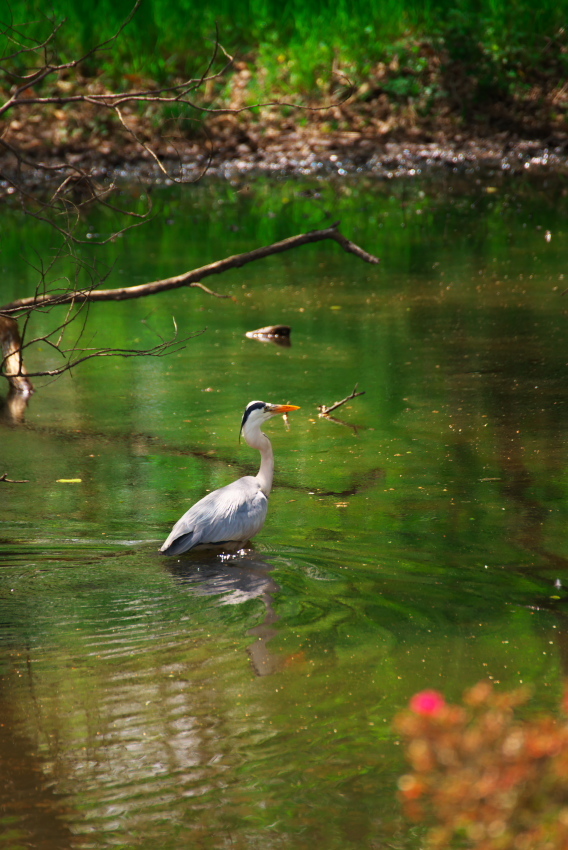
[241,400,266,429]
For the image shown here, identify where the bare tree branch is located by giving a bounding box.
[19,329,204,378]
[0,1,144,103]
[0,223,380,314]
[318,384,366,416]
[0,238,203,382]
[0,2,354,248]
[1,315,203,380]
[0,3,233,245]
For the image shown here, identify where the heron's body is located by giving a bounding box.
[160,475,267,554]
[160,400,300,555]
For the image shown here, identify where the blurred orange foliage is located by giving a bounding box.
[394,681,568,849]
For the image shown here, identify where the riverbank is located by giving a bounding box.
[3,70,568,184]
[3,0,568,184]
[3,126,567,187]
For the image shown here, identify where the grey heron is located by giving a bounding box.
[160,400,300,555]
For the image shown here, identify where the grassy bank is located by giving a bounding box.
[2,0,568,144]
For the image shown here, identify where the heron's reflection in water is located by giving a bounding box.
[165,549,281,676]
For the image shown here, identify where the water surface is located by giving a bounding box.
[1,169,568,848]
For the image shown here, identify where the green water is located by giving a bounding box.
[1,170,568,848]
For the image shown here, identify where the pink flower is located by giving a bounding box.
[410,689,446,716]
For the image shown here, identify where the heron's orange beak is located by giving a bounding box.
[270,404,301,414]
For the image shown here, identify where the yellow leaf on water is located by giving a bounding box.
[56,478,82,483]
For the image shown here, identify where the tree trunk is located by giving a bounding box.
[0,316,34,395]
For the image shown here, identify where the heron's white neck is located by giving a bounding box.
[244,424,274,496]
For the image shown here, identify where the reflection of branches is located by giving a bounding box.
[318,414,365,435]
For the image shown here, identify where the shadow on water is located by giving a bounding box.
[166,549,282,677]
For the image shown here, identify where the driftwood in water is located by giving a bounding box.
[245,325,292,347]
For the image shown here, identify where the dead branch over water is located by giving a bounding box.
[318,384,366,416]
[0,223,379,315]
[0,224,378,384]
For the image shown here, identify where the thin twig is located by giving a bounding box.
[0,472,29,483]
[189,281,232,298]
[318,384,366,416]
[5,327,204,379]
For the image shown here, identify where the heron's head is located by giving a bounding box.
[240,400,300,438]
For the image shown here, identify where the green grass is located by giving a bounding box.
[2,0,568,127]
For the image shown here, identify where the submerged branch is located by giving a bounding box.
[0,223,380,314]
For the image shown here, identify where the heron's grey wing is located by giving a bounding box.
[160,476,268,555]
